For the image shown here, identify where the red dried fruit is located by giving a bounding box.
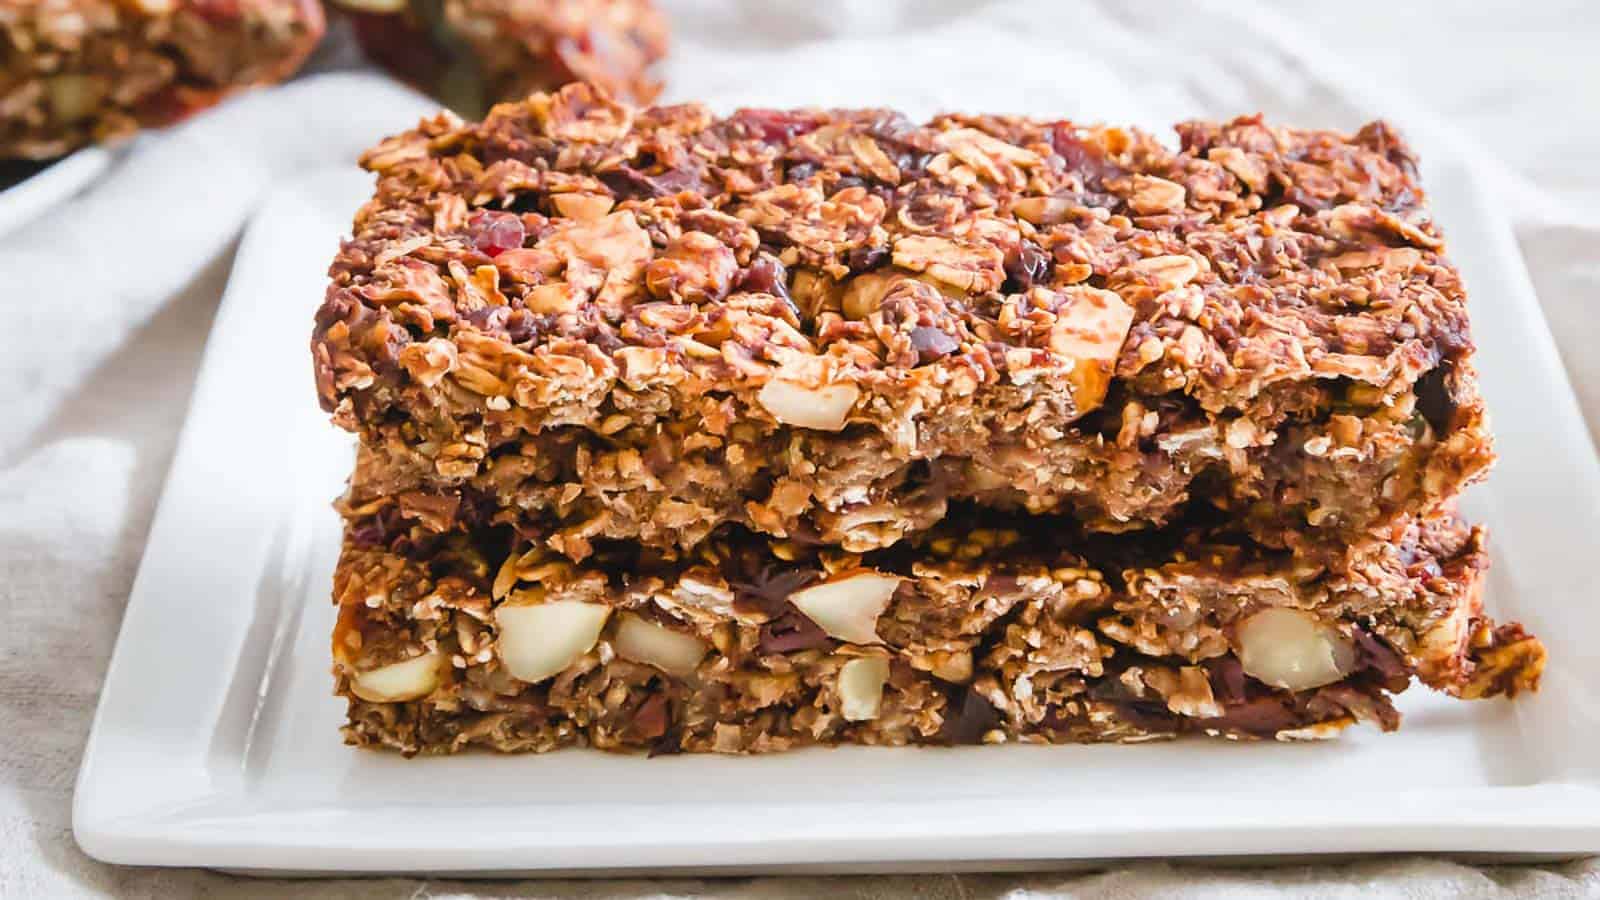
[909,326,959,364]
[1002,242,1050,292]
[732,108,818,144]
[467,210,525,257]
[190,0,243,23]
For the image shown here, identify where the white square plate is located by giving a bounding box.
[74,163,1600,875]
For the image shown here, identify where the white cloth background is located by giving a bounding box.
[3,0,1598,895]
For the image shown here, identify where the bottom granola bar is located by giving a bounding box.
[330,510,1541,755]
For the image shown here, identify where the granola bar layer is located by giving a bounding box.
[332,510,1541,755]
[338,0,667,114]
[1,0,325,159]
[313,85,1493,556]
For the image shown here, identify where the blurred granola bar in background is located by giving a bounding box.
[332,0,667,115]
[0,0,325,159]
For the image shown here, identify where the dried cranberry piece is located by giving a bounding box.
[347,520,387,550]
[504,309,536,344]
[1414,365,1456,435]
[846,244,888,273]
[1049,126,1120,189]
[784,161,820,183]
[1002,243,1050,292]
[1352,627,1411,687]
[734,254,789,296]
[467,210,525,258]
[599,164,704,200]
[630,693,671,741]
[349,504,407,551]
[899,194,950,230]
[190,0,243,23]
[730,565,820,616]
[733,254,798,317]
[909,326,959,364]
[461,305,509,336]
[732,108,818,143]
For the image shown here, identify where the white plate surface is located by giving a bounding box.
[74,163,1600,874]
[0,148,112,237]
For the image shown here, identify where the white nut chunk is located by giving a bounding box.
[838,656,891,721]
[613,612,708,677]
[1236,608,1355,692]
[351,652,444,703]
[757,379,860,431]
[1048,286,1135,414]
[788,571,900,645]
[495,600,611,683]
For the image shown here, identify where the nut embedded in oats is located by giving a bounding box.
[837,656,890,721]
[613,612,708,677]
[351,652,444,703]
[757,377,860,431]
[495,599,611,683]
[1235,608,1356,692]
[788,572,900,645]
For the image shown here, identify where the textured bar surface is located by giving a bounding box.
[313,84,1493,560]
[332,505,1542,756]
[1,0,325,159]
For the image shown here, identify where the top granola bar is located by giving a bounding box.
[313,84,1493,556]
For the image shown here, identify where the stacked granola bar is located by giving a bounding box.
[312,83,1543,755]
[1,0,325,159]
